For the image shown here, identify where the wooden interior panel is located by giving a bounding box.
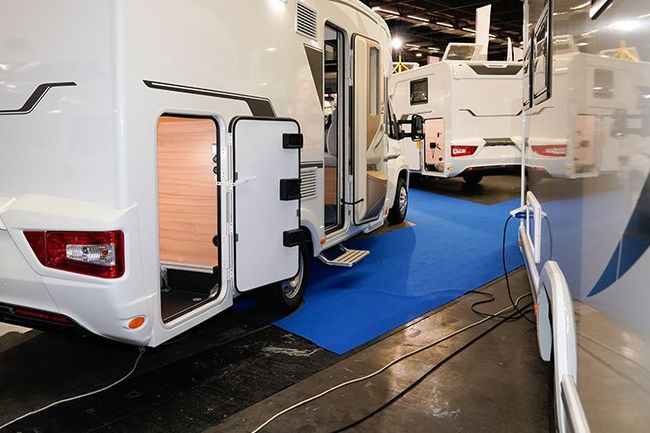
[158,116,218,268]
[324,166,337,205]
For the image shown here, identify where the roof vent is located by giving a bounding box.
[296,2,317,41]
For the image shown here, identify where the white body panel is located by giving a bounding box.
[522,0,650,431]
[0,0,409,346]
[389,59,523,178]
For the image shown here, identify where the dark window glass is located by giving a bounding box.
[593,69,614,99]
[410,78,428,105]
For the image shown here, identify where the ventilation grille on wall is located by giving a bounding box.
[300,167,317,200]
[296,2,317,40]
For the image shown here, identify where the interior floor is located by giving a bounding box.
[161,269,220,322]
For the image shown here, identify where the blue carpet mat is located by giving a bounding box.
[274,189,524,354]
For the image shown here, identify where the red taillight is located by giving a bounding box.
[531,144,567,157]
[13,307,72,324]
[451,145,478,157]
[24,231,125,279]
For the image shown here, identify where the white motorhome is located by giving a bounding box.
[521,0,650,431]
[389,43,523,185]
[526,35,641,181]
[0,0,417,347]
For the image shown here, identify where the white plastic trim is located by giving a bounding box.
[561,376,591,433]
[0,197,16,230]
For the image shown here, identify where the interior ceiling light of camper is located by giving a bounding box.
[364,0,524,63]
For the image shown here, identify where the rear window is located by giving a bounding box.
[410,78,428,105]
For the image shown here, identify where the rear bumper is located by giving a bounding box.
[525,157,571,179]
[446,144,521,177]
[0,302,84,334]
[0,194,155,346]
[458,164,521,177]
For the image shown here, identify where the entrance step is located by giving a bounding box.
[318,245,369,268]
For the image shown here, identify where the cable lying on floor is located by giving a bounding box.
[503,214,536,324]
[328,297,534,433]
[0,346,145,431]
[249,293,532,433]
[470,289,533,321]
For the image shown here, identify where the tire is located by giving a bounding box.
[266,242,309,313]
[387,177,408,225]
[462,173,483,185]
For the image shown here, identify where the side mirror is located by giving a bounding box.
[397,114,425,141]
[410,115,424,141]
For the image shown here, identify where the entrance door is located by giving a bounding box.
[353,35,388,224]
[231,117,302,292]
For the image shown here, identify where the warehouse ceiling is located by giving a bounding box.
[364,0,523,62]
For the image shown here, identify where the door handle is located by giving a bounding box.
[340,198,364,206]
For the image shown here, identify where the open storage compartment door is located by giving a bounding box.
[231,117,302,293]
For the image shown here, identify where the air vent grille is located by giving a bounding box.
[296,2,317,40]
[300,167,317,200]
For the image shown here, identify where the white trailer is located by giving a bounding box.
[389,43,523,185]
[0,0,417,346]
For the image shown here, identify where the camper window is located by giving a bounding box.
[410,78,428,105]
[593,69,614,99]
[369,47,380,115]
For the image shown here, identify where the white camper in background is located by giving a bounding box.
[526,35,644,181]
[389,43,523,185]
[0,0,419,347]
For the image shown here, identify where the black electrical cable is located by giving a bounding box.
[543,214,553,260]
[503,214,536,324]
[252,213,538,433]
[327,301,534,433]
[469,290,533,321]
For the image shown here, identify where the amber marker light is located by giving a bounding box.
[128,316,146,329]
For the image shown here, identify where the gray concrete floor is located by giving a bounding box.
[412,174,522,205]
[207,269,551,433]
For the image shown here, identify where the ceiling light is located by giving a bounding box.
[462,27,476,33]
[569,1,590,10]
[608,19,641,32]
[436,21,454,28]
[576,42,589,46]
[405,43,421,48]
[428,47,440,51]
[391,37,403,49]
[407,15,429,22]
[416,53,423,57]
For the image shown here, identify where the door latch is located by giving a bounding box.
[216,176,257,188]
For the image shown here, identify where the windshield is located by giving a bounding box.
[386,96,400,139]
